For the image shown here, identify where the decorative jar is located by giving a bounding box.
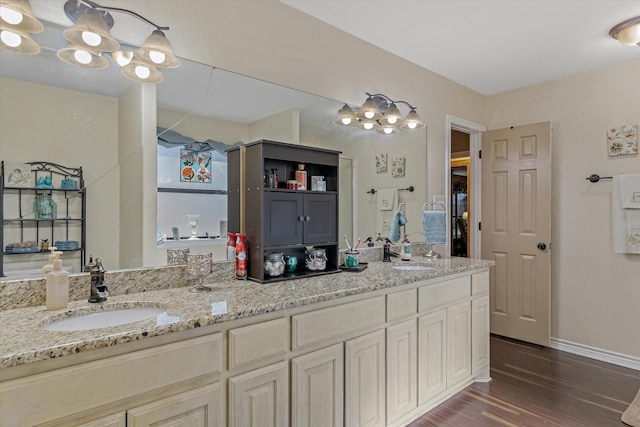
[305,248,327,271]
[264,252,285,277]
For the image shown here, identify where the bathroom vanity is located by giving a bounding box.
[0,257,492,426]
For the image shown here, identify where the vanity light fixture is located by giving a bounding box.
[609,16,640,46]
[0,0,43,55]
[57,0,179,83]
[336,92,425,134]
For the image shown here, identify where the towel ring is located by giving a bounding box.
[422,201,445,212]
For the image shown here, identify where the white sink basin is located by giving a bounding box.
[42,307,167,331]
[392,265,435,271]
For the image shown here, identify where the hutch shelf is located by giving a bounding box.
[1,161,86,277]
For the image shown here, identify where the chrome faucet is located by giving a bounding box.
[87,257,109,303]
[383,239,399,262]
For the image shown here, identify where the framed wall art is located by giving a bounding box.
[607,124,638,157]
[180,149,212,183]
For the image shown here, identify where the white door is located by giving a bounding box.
[481,122,551,346]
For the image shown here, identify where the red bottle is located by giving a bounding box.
[235,233,248,279]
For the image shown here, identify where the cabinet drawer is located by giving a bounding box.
[472,270,489,295]
[0,334,223,426]
[228,318,289,370]
[292,296,386,350]
[419,276,471,313]
[387,289,417,323]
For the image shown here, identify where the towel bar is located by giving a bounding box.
[586,174,613,183]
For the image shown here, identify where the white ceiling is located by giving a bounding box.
[281,0,640,95]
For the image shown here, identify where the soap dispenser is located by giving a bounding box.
[46,257,69,311]
[42,246,61,277]
[401,235,412,261]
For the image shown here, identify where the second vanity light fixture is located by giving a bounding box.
[609,15,640,47]
[58,0,180,83]
[335,92,425,135]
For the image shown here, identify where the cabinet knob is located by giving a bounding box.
[298,216,305,222]
[305,216,311,221]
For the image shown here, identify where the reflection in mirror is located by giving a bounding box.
[1,19,367,279]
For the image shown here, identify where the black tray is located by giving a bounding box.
[339,262,368,272]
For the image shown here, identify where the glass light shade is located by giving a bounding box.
[63,10,119,52]
[356,96,382,120]
[0,26,38,53]
[377,124,398,135]
[399,109,425,129]
[335,104,358,126]
[111,49,133,66]
[609,17,640,46]
[135,30,180,68]
[356,118,380,131]
[0,0,43,33]
[57,43,108,69]
[122,59,164,84]
[380,102,402,125]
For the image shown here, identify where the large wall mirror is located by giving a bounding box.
[1,19,426,279]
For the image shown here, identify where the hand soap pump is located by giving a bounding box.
[401,235,412,261]
[46,256,69,311]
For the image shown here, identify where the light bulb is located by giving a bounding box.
[364,111,375,119]
[387,116,398,124]
[81,31,102,47]
[135,65,151,79]
[0,6,23,25]
[407,122,417,129]
[364,122,374,130]
[149,50,166,64]
[74,49,92,64]
[341,117,352,125]
[0,29,21,47]
[384,127,393,134]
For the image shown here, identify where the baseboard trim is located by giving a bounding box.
[550,337,640,371]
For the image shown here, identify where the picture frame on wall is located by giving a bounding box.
[607,124,638,157]
[4,163,32,187]
[391,156,406,177]
[375,153,387,173]
[180,149,213,183]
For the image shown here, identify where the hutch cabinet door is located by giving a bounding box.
[303,193,337,244]
[263,192,304,246]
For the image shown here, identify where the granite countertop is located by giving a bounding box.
[0,258,493,369]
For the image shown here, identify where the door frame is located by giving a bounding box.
[445,115,485,259]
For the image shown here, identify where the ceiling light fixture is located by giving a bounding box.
[57,0,179,83]
[336,92,425,134]
[0,0,43,55]
[609,16,640,46]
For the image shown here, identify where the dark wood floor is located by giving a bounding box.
[409,335,640,426]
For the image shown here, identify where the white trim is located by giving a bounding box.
[550,337,640,371]
[445,115,485,259]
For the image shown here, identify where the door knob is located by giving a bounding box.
[537,242,547,251]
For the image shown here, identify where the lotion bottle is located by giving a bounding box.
[46,258,69,310]
[401,235,412,261]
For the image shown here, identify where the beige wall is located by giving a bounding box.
[0,77,119,273]
[486,59,640,358]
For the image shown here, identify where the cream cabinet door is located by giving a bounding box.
[77,413,126,427]
[127,383,223,427]
[228,361,289,427]
[472,295,490,374]
[447,301,472,386]
[418,309,447,404]
[345,330,386,427]
[386,319,417,425]
[292,343,344,427]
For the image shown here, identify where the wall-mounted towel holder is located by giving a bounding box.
[422,201,446,211]
[367,185,414,194]
[422,201,446,260]
[586,174,613,183]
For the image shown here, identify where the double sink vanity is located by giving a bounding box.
[0,251,493,426]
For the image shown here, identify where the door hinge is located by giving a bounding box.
[478,222,481,231]
[479,150,482,159]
